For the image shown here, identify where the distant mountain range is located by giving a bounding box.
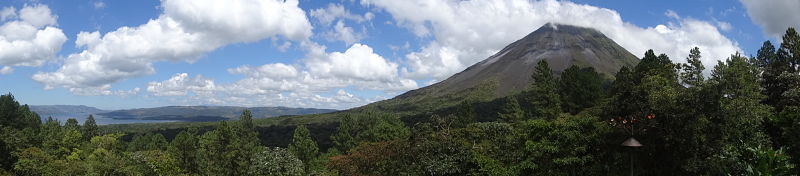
[30,105,336,122]
[29,105,109,118]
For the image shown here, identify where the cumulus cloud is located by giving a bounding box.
[323,20,365,45]
[0,4,67,68]
[740,0,800,38]
[147,73,216,96]
[310,3,373,25]
[69,86,140,96]
[148,43,417,109]
[363,0,741,80]
[0,7,16,21]
[222,43,416,94]
[311,3,370,44]
[32,0,312,95]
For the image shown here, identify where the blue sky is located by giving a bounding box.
[0,0,796,110]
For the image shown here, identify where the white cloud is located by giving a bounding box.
[312,4,369,45]
[69,86,140,96]
[665,10,680,19]
[147,73,216,96]
[149,43,417,109]
[323,20,365,45]
[310,3,372,25]
[93,1,106,9]
[714,20,733,32]
[225,43,417,94]
[0,7,16,21]
[0,66,12,75]
[18,4,56,27]
[364,0,741,80]
[0,4,66,69]
[32,0,313,95]
[740,0,800,38]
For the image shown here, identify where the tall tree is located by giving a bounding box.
[332,115,359,153]
[198,121,235,175]
[232,109,260,174]
[497,96,525,122]
[779,28,799,71]
[288,125,319,174]
[702,53,772,174]
[0,94,42,170]
[82,115,99,141]
[559,65,603,114]
[680,47,705,87]
[529,60,561,119]
[64,118,80,131]
[168,130,199,175]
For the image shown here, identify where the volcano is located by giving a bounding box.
[365,23,640,113]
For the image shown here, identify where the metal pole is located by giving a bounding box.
[630,149,634,176]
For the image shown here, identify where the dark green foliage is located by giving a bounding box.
[742,146,795,175]
[198,121,235,175]
[250,147,304,176]
[64,118,79,130]
[518,115,615,175]
[168,130,198,174]
[83,115,99,141]
[289,125,318,173]
[331,111,410,153]
[127,133,168,151]
[497,96,525,122]
[0,94,41,170]
[679,47,705,87]
[559,65,604,114]
[529,60,561,119]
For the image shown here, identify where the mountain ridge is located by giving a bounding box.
[30,105,337,122]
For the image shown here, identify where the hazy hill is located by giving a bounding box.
[98,106,337,121]
[30,105,109,118]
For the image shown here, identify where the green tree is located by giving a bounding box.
[250,147,305,176]
[128,133,168,151]
[332,112,410,153]
[289,125,319,174]
[497,96,525,122]
[700,53,772,174]
[129,150,184,176]
[679,47,705,87]
[12,147,53,176]
[332,115,358,153]
[232,109,260,174]
[40,117,63,156]
[64,118,80,131]
[529,60,561,119]
[0,93,42,170]
[198,121,235,175]
[168,130,199,174]
[778,28,799,71]
[518,115,613,175]
[559,65,603,114]
[82,115,99,141]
